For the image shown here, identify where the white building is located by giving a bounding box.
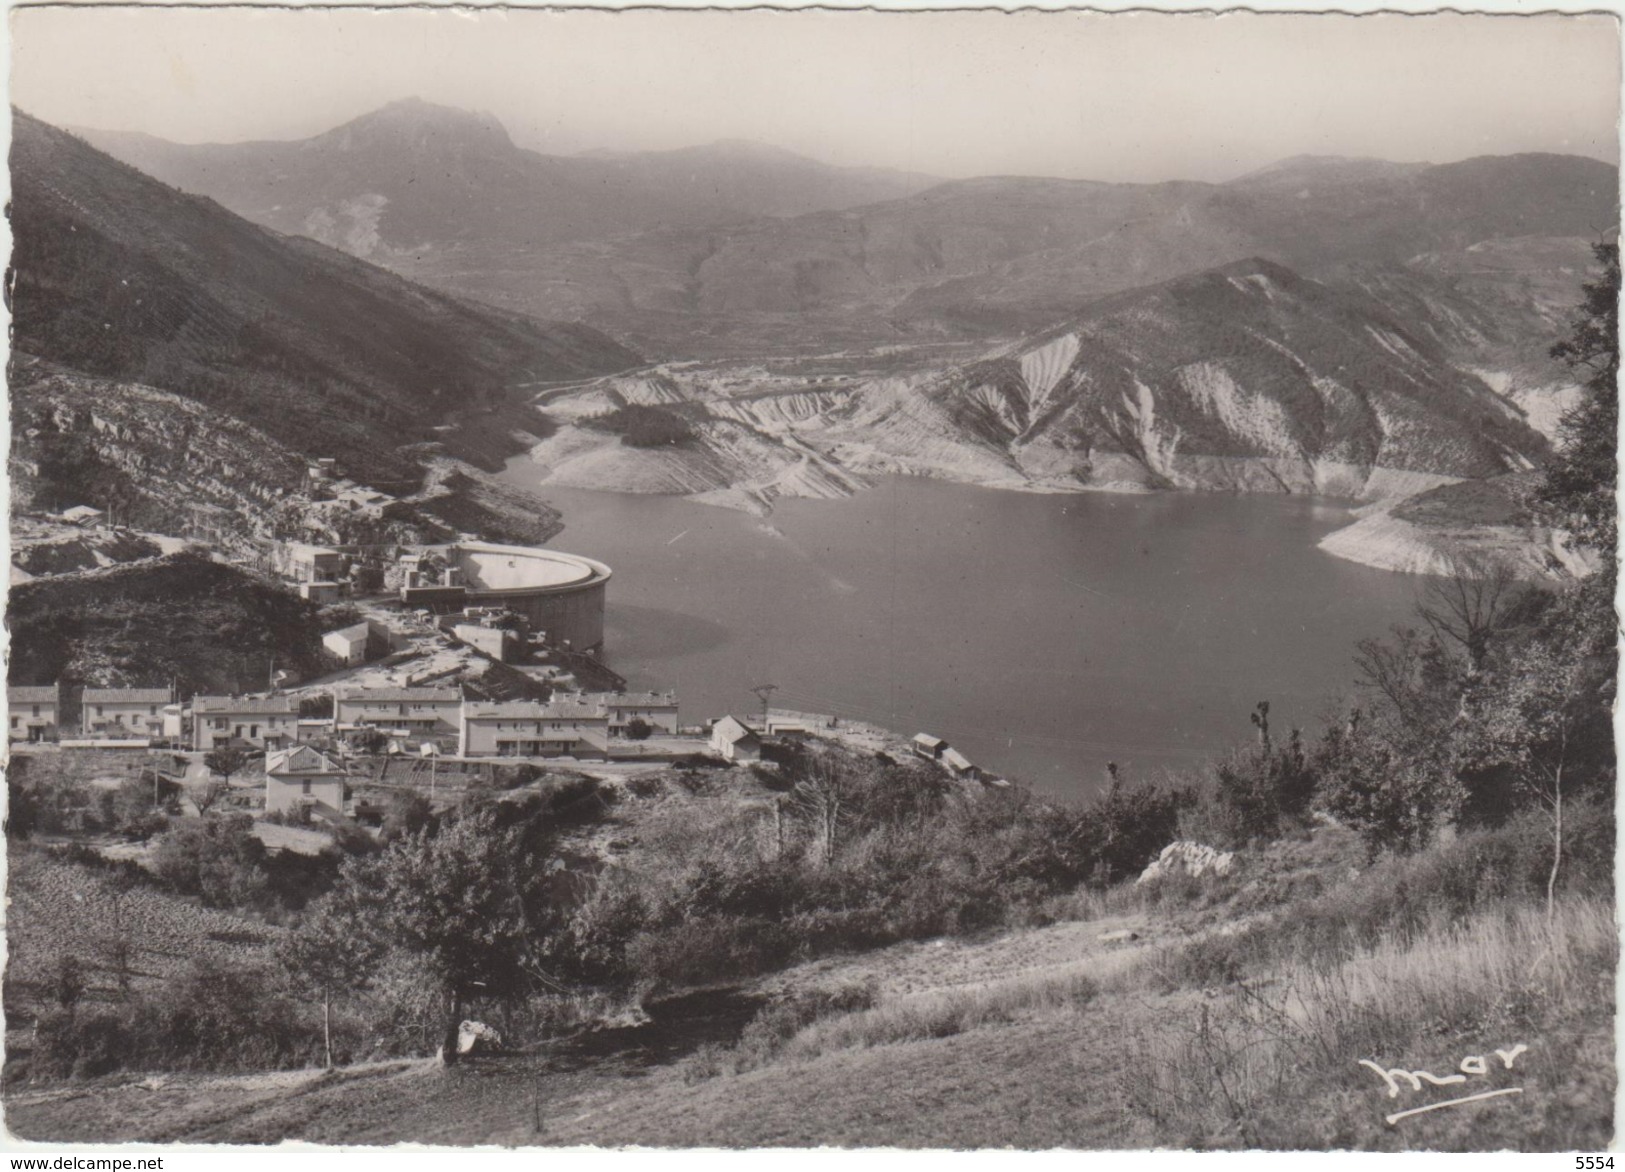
[265,745,347,820]
[458,699,609,759]
[191,695,298,750]
[583,691,680,736]
[81,688,171,738]
[709,715,761,763]
[8,684,60,742]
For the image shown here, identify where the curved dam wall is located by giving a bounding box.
[449,542,611,653]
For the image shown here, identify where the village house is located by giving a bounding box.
[333,685,462,741]
[264,745,347,820]
[191,695,299,750]
[322,619,394,667]
[276,543,346,585]
[709,715,761,763]
[458,699,609,760]
[81,687,171,739]
[8,684,61,742]
[584,691,680,736]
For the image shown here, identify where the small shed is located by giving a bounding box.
[60,505,105,527]
[942,746,982,781]
[912,733,948,761]
[709,715,761,763]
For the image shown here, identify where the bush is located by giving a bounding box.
[30,961,313,1080]
[627,775,665,800]
[151,813,269,909]
[625,718,654,741]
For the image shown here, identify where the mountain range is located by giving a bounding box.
[77,100,1616,368]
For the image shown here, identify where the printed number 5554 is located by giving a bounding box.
[1576,1157,1613,1169]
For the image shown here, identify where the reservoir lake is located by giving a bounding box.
[499,467,1425,800]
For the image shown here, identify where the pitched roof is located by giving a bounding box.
[463,700,608,720]
[942,747,976,771]
[8,685,59,703]
[713,715,760,745]
[335,686,460,704]
[83,688,171,704]
[266,745,345,776]
[324,621,372,642]
[913,733,947,750]
[193,695,298,715]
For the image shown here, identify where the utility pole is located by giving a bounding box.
[751,684,778,733]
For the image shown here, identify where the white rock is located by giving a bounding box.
[457,1019,503,1055]
[1136,841,1237,885]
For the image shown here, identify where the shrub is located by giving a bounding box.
[30,961,313,1080]
[151,813,269,909]
[625,718,654,741]
[627,775,665,800]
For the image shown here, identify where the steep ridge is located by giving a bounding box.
[9,109,639,487]
[910,258,1550,497]
[524,259,1552,518]
[8,358,565,552]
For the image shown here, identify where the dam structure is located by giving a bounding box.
[400,541,612,654]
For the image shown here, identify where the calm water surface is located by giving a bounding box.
[499,467,1424,800]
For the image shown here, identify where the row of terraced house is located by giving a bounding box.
[9,683,680,761]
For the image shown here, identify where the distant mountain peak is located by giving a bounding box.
[317,97,515,154]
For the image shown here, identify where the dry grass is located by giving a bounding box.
[782,961,1112,1059]
[1118,895,1617,1149]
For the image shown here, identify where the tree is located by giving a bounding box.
[204,746,250,787]
[113,777,169,842]
[349,727,390,756]
[380,791,433,843]
[190,777,229,816]
[624,717,654,742]
[152,813,269,908]
[787,752,870,867]
[1353,625,1459,731]
[1208,704,1316,845]
[1539,241,1619,562]
[344,803,553,1063]
[1467,633,1610,920]
[1415,559,1541,675]
[275,893,386,1068]
[1315,710,1459,858]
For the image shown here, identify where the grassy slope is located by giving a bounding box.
[4,847,281,1007]
[5,819,1612,1149]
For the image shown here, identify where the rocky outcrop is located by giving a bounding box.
[1137,842,1237,885]
[456,1020,503,1055]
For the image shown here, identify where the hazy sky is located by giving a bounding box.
[9,7,1620,182]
